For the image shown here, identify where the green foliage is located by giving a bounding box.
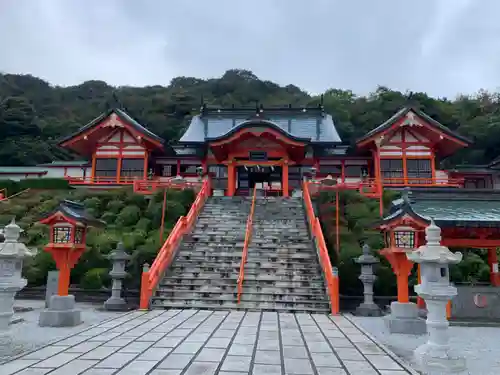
[0,178,70,195]
[116,205,141,227]
[81,268,108,290]
[0,187,195,288]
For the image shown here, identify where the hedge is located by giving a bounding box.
[0,178,71,195]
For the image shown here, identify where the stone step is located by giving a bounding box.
[166,270,321,279]
[161,275,325,284]
[151,300,330,314]
[175,254,318,263]
[156,289,327,301]
[157,281,325,296]
[170,261,321,270]
[153,295,329,308]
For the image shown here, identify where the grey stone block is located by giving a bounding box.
[355,303,382,317]
[39,295,82,327]
[384,302,426,335]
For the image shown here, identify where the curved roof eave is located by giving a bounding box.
[205,119,311,143]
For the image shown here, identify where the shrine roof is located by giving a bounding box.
[357,107,471,145]
[59,108,163,145]
[179,105,342,144]
[42,200,105,227]
[383,188,500,227]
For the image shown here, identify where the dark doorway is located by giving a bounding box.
[237,166,282,195]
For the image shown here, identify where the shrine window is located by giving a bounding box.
[345,165,364,178]
[162,165,174,177]
[121,158,144,178]
[180,160,202,176]
[95,158,118,177]
[380,159,403,180]
[406,159,432,182]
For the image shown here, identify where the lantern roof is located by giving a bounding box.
[381,188,500,228]
[39,200,105,227]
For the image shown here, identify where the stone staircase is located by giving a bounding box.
[152,196,330,313]
[239,197,330,313]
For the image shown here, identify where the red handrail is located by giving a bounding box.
[139,178,211,309]
[303,181,339,315]
[237,185,257,303]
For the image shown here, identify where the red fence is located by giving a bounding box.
[303,181,340,315]
[139,178,211,309]
[237,185,257,303]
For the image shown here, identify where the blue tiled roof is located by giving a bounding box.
[179,108,342,144]
[383,188,500,227]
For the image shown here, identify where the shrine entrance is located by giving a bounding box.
[237,165,283,195]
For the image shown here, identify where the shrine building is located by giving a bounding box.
[6,103,495,198]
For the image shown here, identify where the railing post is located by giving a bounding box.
[332,266,340,315]
[139,263,151,310]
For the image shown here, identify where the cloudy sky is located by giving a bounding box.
[1,0,499,98]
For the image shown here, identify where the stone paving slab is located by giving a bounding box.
[1,308,417,375]
[351,314,500,375]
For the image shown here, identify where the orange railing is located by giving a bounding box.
[303,181,340,315]
[66,176,142,185]
[139,178,211,310]
[378,177,464,187]
[237,185,258,303]
[133,179,203,194]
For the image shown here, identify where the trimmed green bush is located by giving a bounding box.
[81,268,108,290]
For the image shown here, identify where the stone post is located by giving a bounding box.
[0,219,36,331]
[355,244,382,316]
[407,219,466,374]
[104,242,131,311]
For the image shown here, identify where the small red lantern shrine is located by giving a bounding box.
[39,200,104,296]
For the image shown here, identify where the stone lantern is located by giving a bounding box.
[0,219,36,331]
[38,200,104,327]
[407,219,466,374]
[104,242,131,311]
[355,244,381,316]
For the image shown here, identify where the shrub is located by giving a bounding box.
[19,178,70,190]
[81,268,108,290]
[106,200,125,214]
[116,205,141,227]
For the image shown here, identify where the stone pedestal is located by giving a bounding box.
[355,244,382,317]
[39,295,81,327]
[384,301,426,334]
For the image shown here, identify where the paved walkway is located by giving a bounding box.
[1,309,415,375]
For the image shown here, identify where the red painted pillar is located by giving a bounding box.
[381,249,414,303]
[227,161,235,196]
[282,160,289,197]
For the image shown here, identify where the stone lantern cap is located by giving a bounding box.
[407,218,462,265]
[107,242,131,261]
[355,244,379,265]
[0,219,36,258]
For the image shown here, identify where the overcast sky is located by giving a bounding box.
[1,0,499,98]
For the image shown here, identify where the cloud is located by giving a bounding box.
[0,0,499,98]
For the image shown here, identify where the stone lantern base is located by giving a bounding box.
[415,342,467,374]
[356,302,382,317]
[39,295,81,327]
[384,302,426,335]
[104,296,129,311]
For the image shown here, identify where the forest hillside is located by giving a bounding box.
[1,69,500,166]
